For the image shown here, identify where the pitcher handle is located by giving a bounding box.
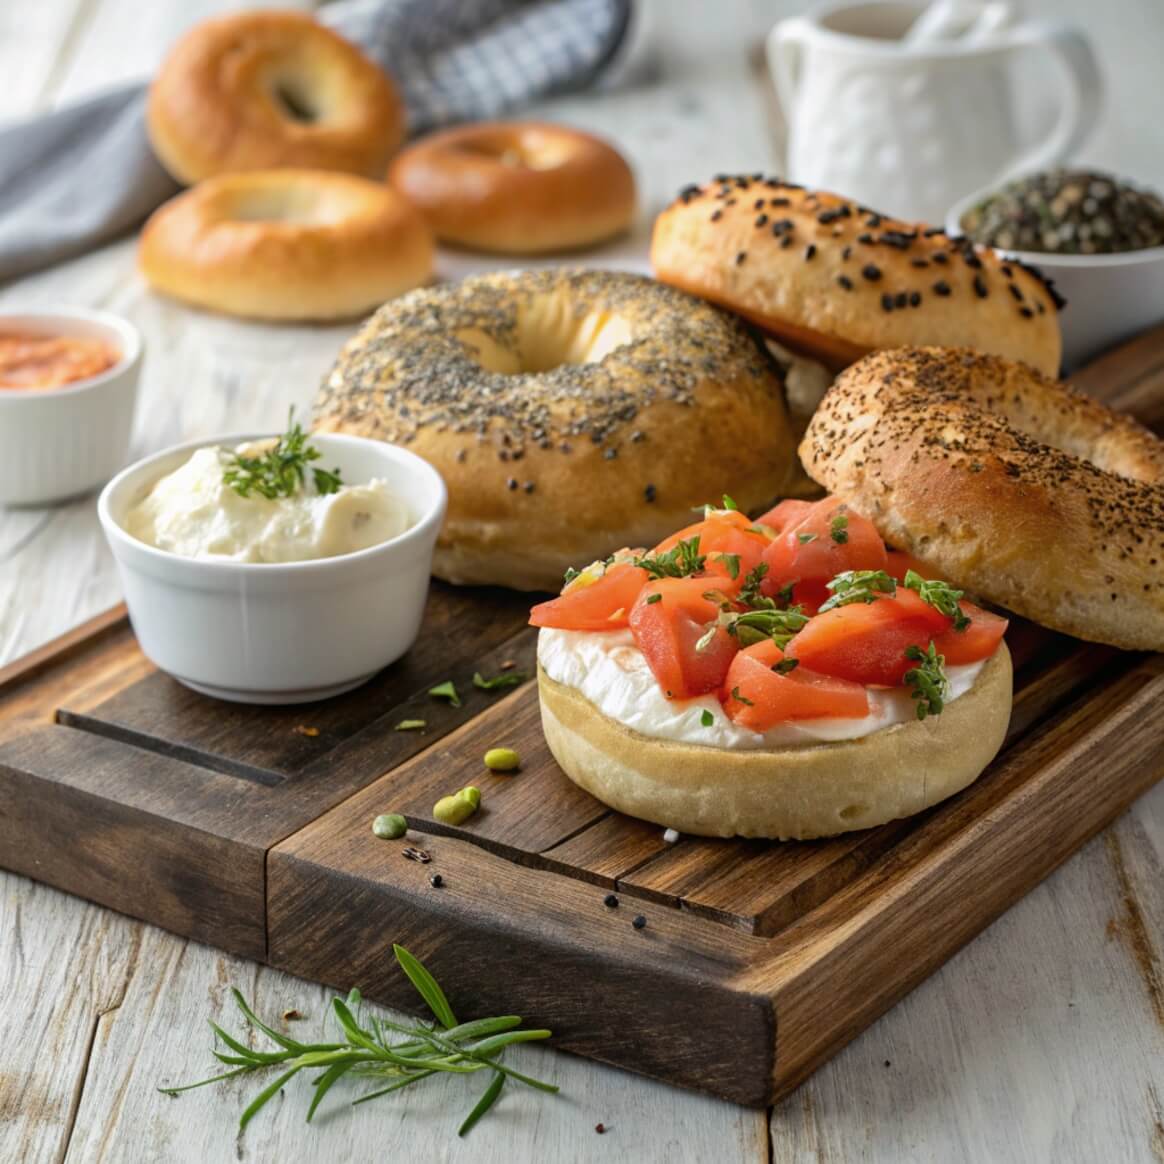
[995,22,1103,183]
[766,17,813,134]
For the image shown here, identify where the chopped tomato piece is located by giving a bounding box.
[886,550,940,582]
[934,601,1008,665]
[652,510,770,583]
[529,562,648,630]
[761,498,889,612]
[722,639,869,730]
[785,590,951,686]
[629,577,738,699]
[755,499,814,534]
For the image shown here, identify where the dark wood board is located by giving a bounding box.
[0,326,1162,1105]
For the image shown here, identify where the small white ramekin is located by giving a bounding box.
[946,188,1164,371]
[0,308,143,506]
[98,432,447,704]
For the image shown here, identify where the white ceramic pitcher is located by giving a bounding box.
[768,1,1103,223]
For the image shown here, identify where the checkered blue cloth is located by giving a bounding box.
[0,0,632,281]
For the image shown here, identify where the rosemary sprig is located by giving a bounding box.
[904,642,949,719]
[158,944,557,1137]
[223,411,342,500]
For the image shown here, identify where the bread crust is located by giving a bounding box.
[538,644,1013,840]
[313,269,801,590]
[651,177,1063,376]
[148,9,403,184]
[801,347,1164,650]
[389,122,636,254]
[139,170,433,321]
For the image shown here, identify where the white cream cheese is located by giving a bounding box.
[537,627,984,750]
[126,442,412,563]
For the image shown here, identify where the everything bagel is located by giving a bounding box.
[313,269,800,589]
[800,347,1164,650]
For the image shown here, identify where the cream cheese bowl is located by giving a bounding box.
[98,431,447,704]
[0,307,142,506]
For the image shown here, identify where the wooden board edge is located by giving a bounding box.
[0,603,128,695]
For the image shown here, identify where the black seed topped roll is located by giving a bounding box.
[650,177,1063,376]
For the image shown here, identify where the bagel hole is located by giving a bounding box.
[273,78,320,123]
[453,139,571,171]
[456,301,637,375]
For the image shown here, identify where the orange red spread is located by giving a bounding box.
[530,496,1007,730]
[0,332,119,391]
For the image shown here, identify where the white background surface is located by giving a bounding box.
[0,1,1162,1161]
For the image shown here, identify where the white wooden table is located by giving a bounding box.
[1,1,1162,1160]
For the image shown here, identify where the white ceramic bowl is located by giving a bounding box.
[98,432,447,704]
[0,308,143,506]
[946,189,1164,372]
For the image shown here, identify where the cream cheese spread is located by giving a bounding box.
[126,442,412,563]
[537,627,984,749]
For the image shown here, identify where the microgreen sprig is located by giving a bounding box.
[158,944,557,1138]
[903,569,970,631]
[223,411,342,500]
[904,641,949,719]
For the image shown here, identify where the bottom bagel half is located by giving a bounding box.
[537,644,1012,841]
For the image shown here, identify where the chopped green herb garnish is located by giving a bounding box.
[772,658,799,674]
[473,671,528,691]
[646,593,662,605]
[775,582,795,605]
[633,536,706,580]
[700,709,715,727]
[730,686,754,706]
[394,719,427,732]
[904,642,948,719]
[797,532,818,544]
[830,513,850,544]
[819,570,897,612]
[738,562,771,609]
[428,681,462,708]
[717,552,741,580]
[223,410,342,500]
[903,569,971,631]
[722,494,738,511]
[563,566,580,585]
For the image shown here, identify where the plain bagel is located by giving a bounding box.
[801,347,1164,651]
[538,645,1013,840]
[651,176,1064,376]
[313,269,801,590]
[388,122,636,253]
[148,10,404,184]
[139,170,433,320]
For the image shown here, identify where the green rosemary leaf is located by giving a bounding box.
[462,1029,553,1057]
[473,671,528,691]
[442,1016,524,1041]
[158,1066,256,1096]
[459,1072,506,1137]
[351,1070,439,1107]
[331,998,383,1054]
[428,680,462,708]
[210,1022,292,1065]
[393,944,458,1029]
[306,1060,356,1123]
[239,1066,302,1131]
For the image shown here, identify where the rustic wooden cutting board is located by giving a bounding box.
[1,329,1162,1107]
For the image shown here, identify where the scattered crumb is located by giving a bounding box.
[595,1123,607,1134]
[662,827,680,844]
[883,1059,891,1068]
[293,725,320,737]
[500,659,517,671]
[282,1009,302,1022]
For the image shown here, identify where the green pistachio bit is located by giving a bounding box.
[484,747,520,772]
[433,793,477,826]
[371,813,407,840]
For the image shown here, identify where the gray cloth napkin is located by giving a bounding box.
[0,0,632,283]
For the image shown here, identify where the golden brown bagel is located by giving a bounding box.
[801,347,1164,650]
[388,122,636,253]
[651,177,1063,376]
[538,645,1013,840]
[139,170,433,321]
[313,269,799,589]
[148,10,404,184]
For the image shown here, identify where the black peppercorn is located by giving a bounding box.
[604,893,619,908]
[430,874,443,888]
[632,915,647,930]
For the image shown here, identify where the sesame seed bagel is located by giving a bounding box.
[147,10,404,184]
[651,176,1063,377]
[313,269,800,590]
[537,645,1013,840]
[139,170,433,321]
[388,121,636,254]
[801,347,1164,651]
